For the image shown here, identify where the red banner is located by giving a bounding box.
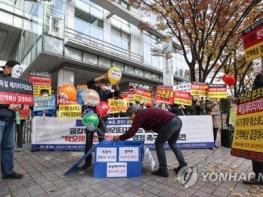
[28,75,52,86]
[190,82,208,97]
[0,92,34,105]
[155,86,174,104]
[242,18,263,49]
[174,91,192,106]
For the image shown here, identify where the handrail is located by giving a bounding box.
[65,27,143,63]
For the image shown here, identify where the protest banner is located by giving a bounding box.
[33,96,56,111]
[108,99,128,114]
[173,83,191,92]
[31,116,214,151]
[0,76,33,105]
[242,18,263,61]
[58,104,82,118]
[207,84,227,99]
[174,91,192,106]
[28,72,52,96]
[190,82,208,97]
[134,88,152,105]
[231,87,263,162]
[155,86,174,104]
[120,92,136,104]
[229,104,237,126]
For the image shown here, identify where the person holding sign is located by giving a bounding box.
[82,70,121,169]
[113,105,187,177]
[0,61,23,179]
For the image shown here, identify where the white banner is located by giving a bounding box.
[31,116,214,151]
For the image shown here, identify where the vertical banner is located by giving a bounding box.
[231,87,263,162]
[207,84,227,99]
[174,91,193,106]
[155,86,174,104]
[242,18,263,61]
[190,82,208,97]
[0,77,33,105]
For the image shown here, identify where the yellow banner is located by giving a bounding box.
[229,105,237,126]
[190,90,207,97]
[174,99,192,106]
[207,92,227,99]
[245,41,263,61]
[58,104,82,118]
[108,99,128,114]
[232,111,263,153]
[33,85,51,96]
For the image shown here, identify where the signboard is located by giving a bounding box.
[174,91,192,106]
[173,83,191,92]
[33,85,52,96]
[0,77,33,105]
[33,96,56,111]
[108,99,128,114]
[119,147,139,162]
[31,116,214,151]
[120,92,136,104]
[155,86,174,104]
[96,147,117,162]
[28,75,52,86]
[231,87,263,162]
[242,18,263,61]
[190,82,208,97]
[134,88,152,105]
[107,163,127,177]
[207,84,227,99]
[58,104,82,118]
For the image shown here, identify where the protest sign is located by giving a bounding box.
[174,91,192,106]
[58,104,82,118]
[155,86,174,104]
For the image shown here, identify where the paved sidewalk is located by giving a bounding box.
[0,145,262,197]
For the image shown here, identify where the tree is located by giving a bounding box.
[129,0,263,83]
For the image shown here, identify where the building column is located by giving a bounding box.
[57,68,74,87]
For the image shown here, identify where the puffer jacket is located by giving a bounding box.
[0,72,15,121]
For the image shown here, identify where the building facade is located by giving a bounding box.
[0,0,189,89]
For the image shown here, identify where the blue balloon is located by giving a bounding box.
[83,106,95,115]
[77,89,85,105]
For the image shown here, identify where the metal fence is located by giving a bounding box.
[15,120,32,144]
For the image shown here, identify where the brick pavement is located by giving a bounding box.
[0,145,262,197]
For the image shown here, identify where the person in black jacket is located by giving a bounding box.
[243,70,263,185]
[81,73,120,169]
[0,60,23,179]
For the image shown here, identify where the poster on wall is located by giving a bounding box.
[31,116,214,151]
[231,87,263,162]
[0,77,33,105]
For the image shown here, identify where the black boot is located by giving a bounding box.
[152,169,169,177]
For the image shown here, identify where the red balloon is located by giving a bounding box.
[222,74,235,86]
[96,101,110,118]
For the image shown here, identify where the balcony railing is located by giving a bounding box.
[65,27,143,64]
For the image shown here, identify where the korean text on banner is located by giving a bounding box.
[231,87,263,162]
[156,86,174,104]
[190,82,208,97]
[108,99,128,114]
[58,104,82,118]
[0,77,33,105]
[174,91,192,106]
[33,96,56,111]
[207,84,227,99]
[121,92,136,104]
[134,88,152,105]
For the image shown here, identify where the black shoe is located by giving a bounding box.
[174,164,187,174]
[80,162,91,170]
[2,172,23,180]
[243,178,263,185]
[152,169,169,177]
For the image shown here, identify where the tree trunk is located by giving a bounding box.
[190,66,196,82]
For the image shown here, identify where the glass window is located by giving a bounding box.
[118,0,130,10]
[111,26,130,51]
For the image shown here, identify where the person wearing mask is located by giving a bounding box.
[0,60,23,179]
[81,73,120,169]
[113,105,187,177]
[243,70,263,185]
